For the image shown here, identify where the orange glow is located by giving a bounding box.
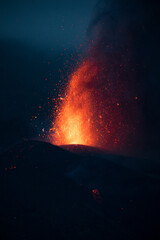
[51,60,98,146]
[50,54,143,153]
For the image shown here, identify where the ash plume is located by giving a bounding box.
[85,0,160,155]
[52,0,160,157]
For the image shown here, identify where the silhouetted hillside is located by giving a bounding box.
[0,140,160,240]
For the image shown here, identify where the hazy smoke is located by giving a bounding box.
[84,0,160,155]
[52,0,160,157]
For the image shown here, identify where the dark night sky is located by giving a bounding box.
[0,0,97,147]
[0,0,97,119]
[0,0,97,50]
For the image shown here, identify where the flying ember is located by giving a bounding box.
[51,60,98,146]
[50,50,143,154]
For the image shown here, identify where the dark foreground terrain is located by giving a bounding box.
[0,140,160,240]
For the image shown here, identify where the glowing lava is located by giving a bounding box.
[50,54,143,154]
[51,60,98,146]
[49,0,146,154]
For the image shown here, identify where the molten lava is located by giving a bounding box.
[49,0,146,154]
[52,60,98,146]
[50,54,143,153]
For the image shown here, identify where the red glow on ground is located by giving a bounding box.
[5,166,16,171]
[92,189,103,203]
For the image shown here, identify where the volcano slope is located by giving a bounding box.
[0,140,160,240]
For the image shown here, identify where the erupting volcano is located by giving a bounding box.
[50,52,143,153]
[51,60,98,146]
[49,0,146,153]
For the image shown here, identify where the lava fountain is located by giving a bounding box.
[50,50,144,153]
[51,60,98,146]
[49,0,146,154]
